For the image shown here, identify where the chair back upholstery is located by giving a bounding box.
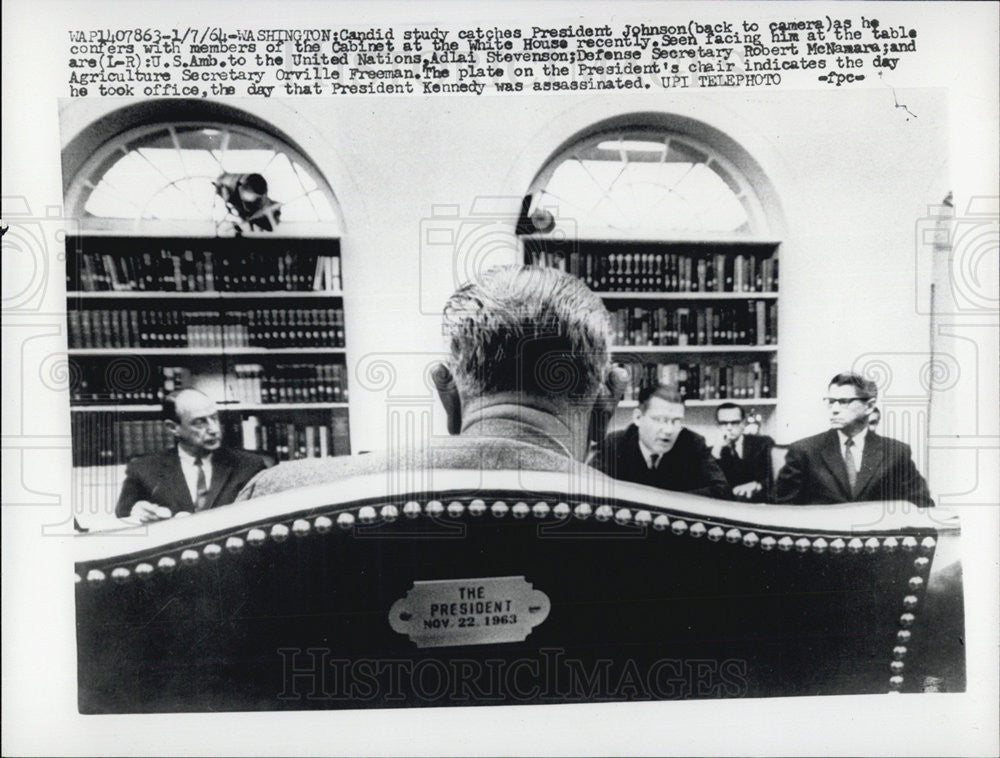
[75,470,961,712]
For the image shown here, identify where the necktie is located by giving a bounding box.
[726,442,739,460]
[194,456,209,511]
[649,453,660,471]
[843,438,858,493]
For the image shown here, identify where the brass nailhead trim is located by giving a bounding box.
[269,524,289,542]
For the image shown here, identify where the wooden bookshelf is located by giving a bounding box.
[66,235,351,466]
[610,346,778,354]
[68,291,343,300]
[69,348,347,356]
[71,402,350,413]
[598,291,778,301]
[523,238,780,407]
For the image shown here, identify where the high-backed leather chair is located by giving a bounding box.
[75,471,963,712]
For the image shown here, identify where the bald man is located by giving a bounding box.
[116,389,267,523]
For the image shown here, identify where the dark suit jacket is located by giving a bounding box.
[774,429,934,507]
[591,425,729,499]
[116,447,268,517]
[716,434,775,503]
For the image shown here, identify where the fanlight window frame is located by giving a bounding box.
[65,121,344,238]
[526,128,773,241]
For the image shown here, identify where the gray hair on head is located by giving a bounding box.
[442,265,611,402]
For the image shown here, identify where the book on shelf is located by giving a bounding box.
[266,363,348,404]
[69,363,188,406]
[67,244,343,294]
[619,357,777,402]
[239,415,350,462]
[67,307,346,349]
[527,248,779,293]
[608,301,777,347]
[227,363,348,405]
[71,412,351,466]
[313,254,342,293]
[71,414,173,466]
[71,360,348,408]
[69,362,161,405]
[332,415,350,456]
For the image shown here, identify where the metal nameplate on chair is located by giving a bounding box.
[389,576,551,648]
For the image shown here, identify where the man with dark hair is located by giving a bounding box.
[590,384,729,498]
[775,372,934,507]
[237,266,628,499]
[712,402,775,502]
[116,388,268,522]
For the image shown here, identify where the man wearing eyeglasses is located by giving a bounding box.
[774,372,933,507]
[712,402,775,502]
[592,384,729,498]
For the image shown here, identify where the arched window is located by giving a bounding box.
[523,119,782,419]
[526,127,771,240]
[63,109,350,475]
[66,122,343,237]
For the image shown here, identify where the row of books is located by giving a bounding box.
[71,359,162,404]
[621,359,777,402]
[228,364,349,404]
[230,308,346,348]
[531,250,778,293]
[69,413,350,466]
[240,415,351,461]
[70,361,349,406]
[609,301,777,347]
[70,415,168,465]
[68,308,346,349]
[67,249,342,293]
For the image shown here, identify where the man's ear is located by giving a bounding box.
[431,362,461,435]
[163,419,179,439]
[588,365,630,445]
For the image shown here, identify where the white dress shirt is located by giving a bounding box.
[837,427,868,473]
[177,447,213,505]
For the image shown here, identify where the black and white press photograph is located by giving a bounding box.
[3,1,998,756]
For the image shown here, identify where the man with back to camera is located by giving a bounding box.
[590,384,729,499]
[116,388,268,522]
[774,372,934,507]
[712,402,775,502]
[236,265,629,500]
